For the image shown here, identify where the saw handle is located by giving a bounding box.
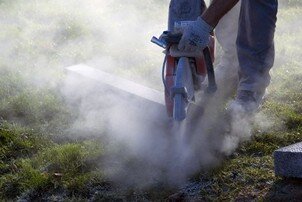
[151,31,182,49]
[203,47,217,94]
[161,31,183,44]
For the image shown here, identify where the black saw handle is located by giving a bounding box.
[203,47,217,94]
[161,31,183,45]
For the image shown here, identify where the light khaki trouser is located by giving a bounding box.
[213,1,241,99]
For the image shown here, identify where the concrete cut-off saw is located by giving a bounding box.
[151,0,217,121]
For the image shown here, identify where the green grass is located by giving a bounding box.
[0,123,104,200]
[0,72,72,135]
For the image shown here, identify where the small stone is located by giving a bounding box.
[274,142,302,178]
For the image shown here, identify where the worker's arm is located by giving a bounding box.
[202,0,240,27]
[178,0,239,51]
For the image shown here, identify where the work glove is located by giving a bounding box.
[178,17,213,52]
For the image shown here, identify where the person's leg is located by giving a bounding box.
[214,1,241,100]
[236,0,278,108]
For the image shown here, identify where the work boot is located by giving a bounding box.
[224,90,258,129]
[222,90,258,139]
[229,90,260,114]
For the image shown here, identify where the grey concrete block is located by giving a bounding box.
[274,142,302,178]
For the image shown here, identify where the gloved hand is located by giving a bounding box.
[178,17,213,52]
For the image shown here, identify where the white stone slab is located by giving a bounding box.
[66,64,165,105]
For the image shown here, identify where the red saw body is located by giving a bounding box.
[164,38,215,117]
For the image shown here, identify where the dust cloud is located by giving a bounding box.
[1,0,287,188]
[62,0,272,187]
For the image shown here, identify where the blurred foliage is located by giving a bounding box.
[280,0,301,7]
[0,70,73,135]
